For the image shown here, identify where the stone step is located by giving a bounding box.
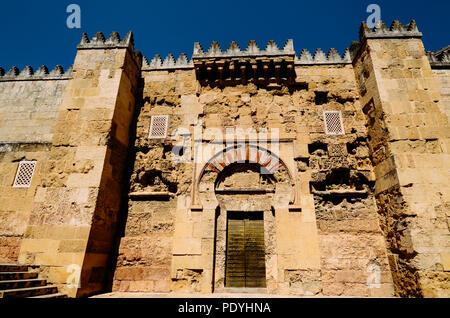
[0,272,38,281]
[0,285,58,298]
[0,279,47,290]
[28,293,68,299]
[0,264,29,272]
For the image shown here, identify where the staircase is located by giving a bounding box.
[0,264,67,298]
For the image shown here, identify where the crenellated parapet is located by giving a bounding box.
[191,40,296,86]
[295,48,351,65]
[192,39,295,59]
[427,46,450,69]
[78,31,134,50]
[142,53,193,71]
[141,40,356,74]
[359,20,422,42]
[0,65,73,82]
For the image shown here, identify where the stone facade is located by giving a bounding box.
[0,20,449,298]
[0,69,70,265]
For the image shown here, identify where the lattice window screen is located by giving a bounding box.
[149,115,169,139]
[324,111,345,135]
[13,161,37,188]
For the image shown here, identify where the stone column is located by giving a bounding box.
[352,21,450,297]
[18,32,141,297]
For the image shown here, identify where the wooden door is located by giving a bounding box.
[225,213,266,288]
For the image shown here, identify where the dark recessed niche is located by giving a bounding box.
[315,91,328,105]
[308,142,328,155]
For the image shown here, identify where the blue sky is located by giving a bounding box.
[0,0,449,71]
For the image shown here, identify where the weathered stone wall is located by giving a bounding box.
[310,140,395,296]
[112,59,394,296]
[113,198,176,292]
[0,144,51,263]
[0,78,68,143]
[112,69,196,293]
[353,35,450,297]
[0,78,68,263]
[295,64,395,297]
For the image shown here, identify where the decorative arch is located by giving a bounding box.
[202,144,289,177]
[190,144,300,210]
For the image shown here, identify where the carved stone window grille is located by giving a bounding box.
[13,161,37,188]
[324,111,345,135]
[149,115,169,139]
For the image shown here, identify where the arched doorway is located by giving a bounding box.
[195,146,294,292]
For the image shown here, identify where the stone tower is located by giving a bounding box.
[352,21,450,297]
